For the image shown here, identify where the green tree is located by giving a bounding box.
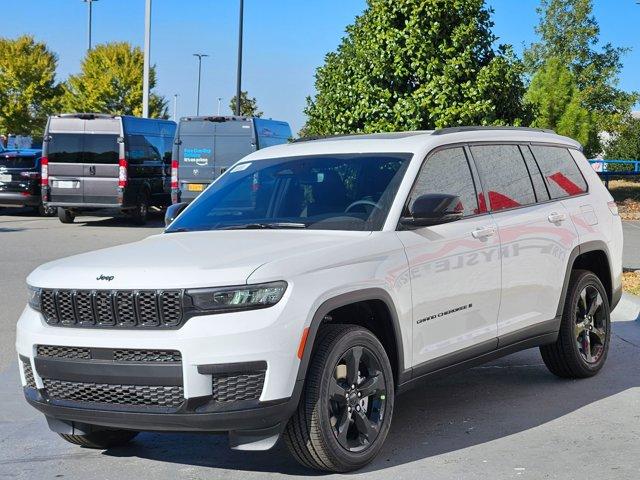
[229,91,263,117]
[0,35,61,136]
[303,0,531,136]
[525,0,636,156]
[604,117,640,161]
[524,57,593,147]
[61,42,167,118]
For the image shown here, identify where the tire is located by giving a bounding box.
[283,324,395,472]
[57,207,75,224]
[130,191,150,226]
[540,269,611,378]
[37,204,56,217]
[58,430,138,449]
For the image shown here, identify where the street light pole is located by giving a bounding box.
[142,0,152,118]
[193,54,209,116]
[217,97,222,116]
[173,94,179,121]
[235,0,244,116]
[83,0,98,51]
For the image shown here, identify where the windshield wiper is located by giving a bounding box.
[222,222,307,230]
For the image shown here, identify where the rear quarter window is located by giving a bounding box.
[530,146,587,198]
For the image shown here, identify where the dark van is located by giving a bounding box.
[42,113,176,224]
[171,116,291,203]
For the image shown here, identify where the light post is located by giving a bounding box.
[193,53,209,116]
[142,0,152,118]
[217,97,222,115]
[173,94,179,121]
[82,0,98,51]
[235,0,244,116]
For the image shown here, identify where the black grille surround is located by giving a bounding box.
[40,289,184,328]
[36,345,182,363]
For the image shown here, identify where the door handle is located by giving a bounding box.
[548,212,567,223]
[472,226,496,239]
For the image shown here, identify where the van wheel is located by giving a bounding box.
[57,208,75,224]
[283,324,394,472]
[540,270,611,378]
[131,191,150,225]
[37,204,56,217]
[58,430,138,449]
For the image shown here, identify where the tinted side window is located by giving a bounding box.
[47,134,118,164]
[47,134,84,163]
[82,135,119,164]
[530,146,587,198]
[471,145,536,211]
[410,147,479,217]
[520,145,550,202]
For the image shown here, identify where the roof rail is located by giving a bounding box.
[433,126,556,135]
[292,134,356,143]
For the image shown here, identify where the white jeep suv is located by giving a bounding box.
[17,127,623,472]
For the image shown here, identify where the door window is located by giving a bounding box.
[470,145,536,211]
[520,145,550,202]
[530,146,587,198]
[409,147,480,217]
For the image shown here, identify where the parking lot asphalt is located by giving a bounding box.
[1,208,639,479]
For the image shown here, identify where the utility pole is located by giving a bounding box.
[142,0,152,118]
[173,94,179,121]
[193,53,209,116]
[235,0,244,116]
[217,97,222,115]
[83,0,98,51]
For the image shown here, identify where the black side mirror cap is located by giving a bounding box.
[400,193,464,228]
[165,202,188,227]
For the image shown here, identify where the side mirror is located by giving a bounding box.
[400,193,464,228]
[165,202,188,227]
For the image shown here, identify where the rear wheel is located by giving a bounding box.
[540,270,611,378]
[130,191,150,225]
[284,324,394,472]
[58,430,138,449]
[57,207,75,224]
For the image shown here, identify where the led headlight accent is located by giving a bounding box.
[27,285,42,312]
[186,281,287,314]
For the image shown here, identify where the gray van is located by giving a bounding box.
[172,116,292,203]
[42,114,176,224]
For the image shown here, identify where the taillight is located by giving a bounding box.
[118,159,128,187]
[171,160,178,189]
[40,157,49,186]
[608,201,619,216]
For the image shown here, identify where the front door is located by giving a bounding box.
[396,146,501,370]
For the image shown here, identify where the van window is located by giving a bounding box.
[530,146,587,198]
[126,134,163,164]
[410,147,479,217]
[48,134,118,164]
[471,145,536,211]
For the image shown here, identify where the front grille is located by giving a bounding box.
[43,379,184,407]
[37,345,91,359]
[213,372,265,403]
[113,349,182,363]
[36,345,181,363]
[22,361,36,389]
[40,289,184,328]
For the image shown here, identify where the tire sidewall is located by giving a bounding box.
[564,272,611,374]
[315,328,395,470]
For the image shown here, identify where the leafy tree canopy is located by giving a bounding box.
[604,116,640,161]
[229,91,263,117]
[61,42,167,118]
[0,35,61,136]
[303,0,530,136]
[525,0,636,156]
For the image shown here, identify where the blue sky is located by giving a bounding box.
[3,1,640,134]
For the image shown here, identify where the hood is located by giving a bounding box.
[27,230,372,290]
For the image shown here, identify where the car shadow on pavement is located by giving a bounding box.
[74,213,165,229]
[102,321,640,475]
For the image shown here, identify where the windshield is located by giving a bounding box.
[166,153,412,232]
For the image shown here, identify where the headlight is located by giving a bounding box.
[27,285,42,312]
[185,281,287,314]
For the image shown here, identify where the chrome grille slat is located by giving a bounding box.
[40,290,183,328]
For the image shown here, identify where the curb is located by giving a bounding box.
[613,292,640,322]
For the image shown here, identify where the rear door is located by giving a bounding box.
[47,133,85,204]
[177,122,216,201]
[214,120,255,175]
[81,134,120,205]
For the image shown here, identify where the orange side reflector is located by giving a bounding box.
[297,327,310,360]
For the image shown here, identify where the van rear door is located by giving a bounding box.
[81,134,120,205]
[214,120,256,175]
[47,133,85,204]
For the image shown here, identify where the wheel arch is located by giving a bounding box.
[296,288,408,388]
[557,240,619,316]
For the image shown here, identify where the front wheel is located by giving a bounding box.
[58,429,138,449]
[540,270,611,378]
[284,324,394,472]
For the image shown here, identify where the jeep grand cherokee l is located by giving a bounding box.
[17,127,623,472]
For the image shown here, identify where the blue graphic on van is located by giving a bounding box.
[184,147,212,166]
